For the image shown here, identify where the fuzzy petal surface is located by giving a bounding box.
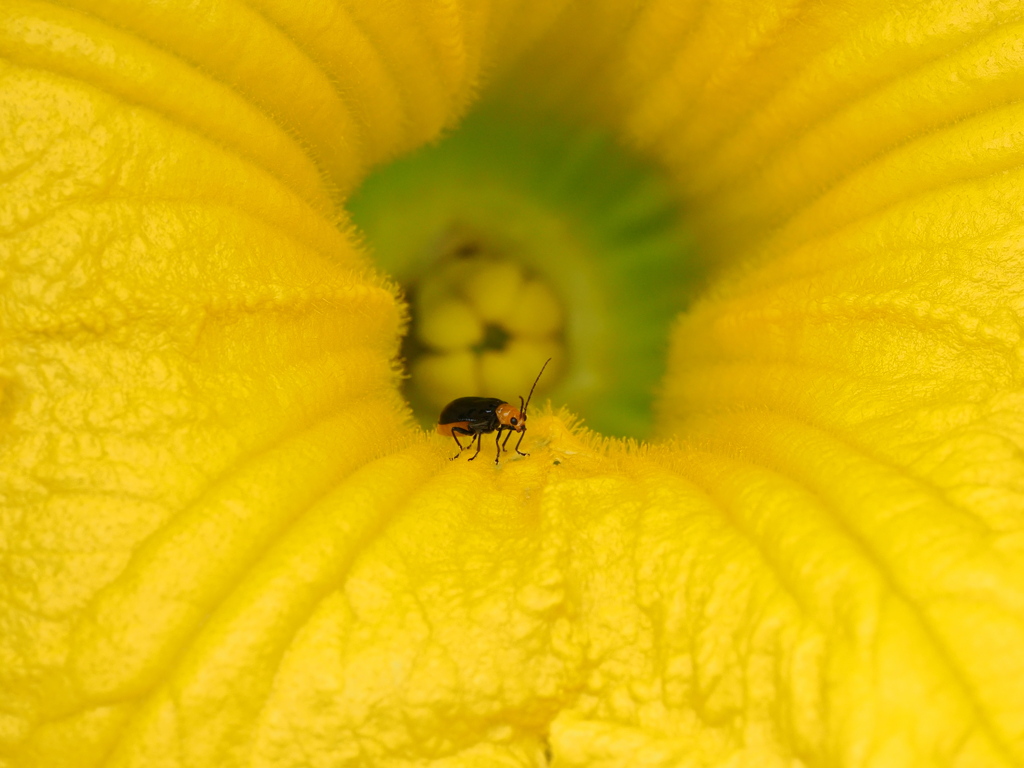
[2,1,1024,767]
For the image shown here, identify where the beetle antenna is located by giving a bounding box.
[521,358,552,421]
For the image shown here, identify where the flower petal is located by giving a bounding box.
[3,0,1024,767]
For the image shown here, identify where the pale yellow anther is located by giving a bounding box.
[503,280,562,336]
[410,255,564,410]
[416,296,483,350]
[462,261,525,322]
[412,351,478,409]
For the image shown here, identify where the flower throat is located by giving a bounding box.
[346,106,699,438]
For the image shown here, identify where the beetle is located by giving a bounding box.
[436,358,551,464]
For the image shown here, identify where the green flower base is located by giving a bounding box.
[347,105,699,438]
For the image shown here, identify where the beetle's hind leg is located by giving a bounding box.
[450,431,467,460]
[467,431,484,462]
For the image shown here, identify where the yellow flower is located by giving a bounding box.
[2,2,1023,768]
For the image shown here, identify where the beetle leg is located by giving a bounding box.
[514,429,529,457]
[494,428,504,464]
[450,431,465,460]
[501,429,513,451]
[468,431,483,461]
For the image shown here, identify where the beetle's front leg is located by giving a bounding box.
[514,429,529,457]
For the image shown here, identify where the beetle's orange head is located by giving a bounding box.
[495,402,526,432]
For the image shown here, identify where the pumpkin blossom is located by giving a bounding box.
[3,1,1024,767]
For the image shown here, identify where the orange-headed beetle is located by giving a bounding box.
[436,358,551,464]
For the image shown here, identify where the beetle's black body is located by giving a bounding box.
[437,396,525,464]
[436,359,551,464]
[438,397,507,432]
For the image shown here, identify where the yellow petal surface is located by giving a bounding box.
[3,1,1024,767]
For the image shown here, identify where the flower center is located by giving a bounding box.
[401,225,564,412]
[347,106,698,437]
